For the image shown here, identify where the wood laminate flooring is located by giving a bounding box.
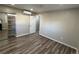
[0,33,76,54]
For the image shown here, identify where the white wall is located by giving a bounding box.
[39,9,79,50]
[0,5,37,38]
[16,13,30,37]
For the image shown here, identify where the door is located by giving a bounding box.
[30,16,36,34]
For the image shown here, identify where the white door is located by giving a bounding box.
[30,16,36,34]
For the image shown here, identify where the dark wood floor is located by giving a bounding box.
[0,33,76,54]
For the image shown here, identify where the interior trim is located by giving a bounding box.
[39,33,78,54]
[16,33,29,37]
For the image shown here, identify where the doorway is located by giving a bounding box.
[30,16,36,34]
[29,15,40,34]
[36,15,40,33]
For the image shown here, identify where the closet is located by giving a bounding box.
[7,14,16,38]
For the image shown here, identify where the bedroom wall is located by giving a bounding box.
[16,13,30,37]
[39,8,79,50]
[0,5,33,37]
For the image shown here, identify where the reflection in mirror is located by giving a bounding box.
[0,19,2,31]
[0,19,1,23]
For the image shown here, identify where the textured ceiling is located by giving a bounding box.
[7,4,79,13]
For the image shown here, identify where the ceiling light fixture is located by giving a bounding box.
[23,11,32,15]
[7,14,16,16]
[30,8,33,11]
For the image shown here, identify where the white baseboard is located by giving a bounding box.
[39,33,78,54]
[16,33,29,37]
[16,32,36,37]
